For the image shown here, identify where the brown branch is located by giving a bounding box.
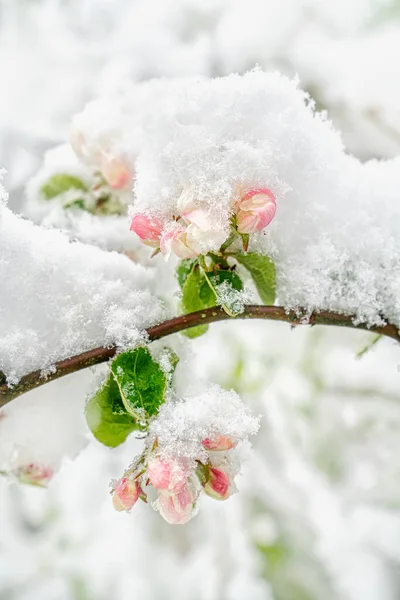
[1,305,399,406]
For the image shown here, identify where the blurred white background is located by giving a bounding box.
[2,1,400,599]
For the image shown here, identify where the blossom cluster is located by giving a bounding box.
[112,434,239,524]
[130,187,276,259]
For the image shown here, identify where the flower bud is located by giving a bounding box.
[147,456,188,493]
[130,214,163,247]
[202,466,232,501]
[236,188,276,234]
[157,481,199,525]
[202,435,236,451]
[160,223,199,260]
[112,477,141,512]
[100,154,132,190]
[16,463,53,487]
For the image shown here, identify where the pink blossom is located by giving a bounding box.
[202,466,231,501]
[130,214,163,247]
[183,209,228,254]
[157,482,199,525]
[147,456,188,492]
[236,188,276,234]
[16,463,53,487]
[112,477,141,512]
[100,154,132,190]
[160,223,199,260]
[202,435,236,451]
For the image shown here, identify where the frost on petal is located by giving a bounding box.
[160,223,198,260]
[147,456,188,492]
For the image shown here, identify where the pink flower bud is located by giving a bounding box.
[202,466,232,501]
[202,435,236,451]
[100,154,132,190]
[112,477,141,512]
[236,188,276,234]
[130,214,163,247]
[160,223,199,260]
[16,463,53,487]
[147,456,188,493]
[157,482,199,525]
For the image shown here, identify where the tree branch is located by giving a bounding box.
[1,305,399,406]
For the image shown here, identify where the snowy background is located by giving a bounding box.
[2,1,400,599]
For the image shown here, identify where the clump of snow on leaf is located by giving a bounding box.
[149,384,260,464]
[0,178,165,385]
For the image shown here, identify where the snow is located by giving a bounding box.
[0,178,165,385]
[24,70,400,329]
[149,384,260,464]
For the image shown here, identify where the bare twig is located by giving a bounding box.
[0,305,399,406]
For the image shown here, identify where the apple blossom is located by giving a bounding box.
[130,214,163,247]
[157,481,199,525]
[236,188,276,234]
[112,476,141,512]
[202,435,236,451]
[100,154,132,190]
[183,209,228,255]
[176,185,196,215]
[160,223,198,260]
[147,456,188,492]
[202,466,232,501]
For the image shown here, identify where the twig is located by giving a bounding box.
[0,305,398,406]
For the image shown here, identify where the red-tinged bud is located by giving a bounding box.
[236,188,276,234]
[202,435,236,451]
[112,477,141,512]
[202,466,232,501]
[130,214,163,247]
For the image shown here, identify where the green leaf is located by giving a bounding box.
[85,347,167,447]
[40,174,88,200]
[205,269,244,316]
[85,374,141,447]
[181,264,216,338]
[176,258,198,288]
[236,252,276,305]
[111,347,167,420]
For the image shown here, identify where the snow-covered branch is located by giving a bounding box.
[1,305,398,406]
